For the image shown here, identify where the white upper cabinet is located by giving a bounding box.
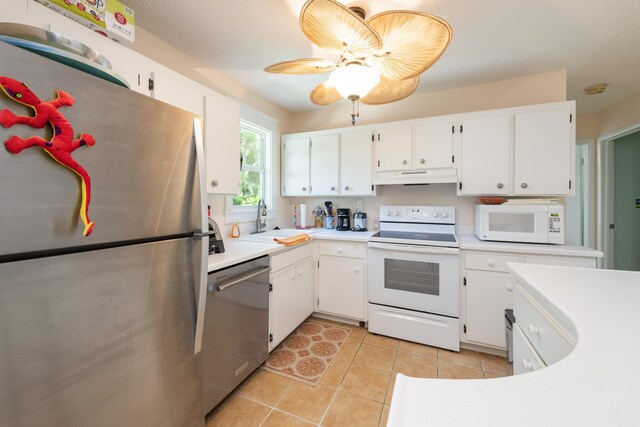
[374,124,413,171]
[204,90,241,194]
[458,114,511,195]
[341,130,374,196]
[458,101,575,196]
[310,134,339,196]
[514,106,574,195]
[414,116,455,170]
[282,137,310,196]
[282,130,374,197]
[150,65,205,115]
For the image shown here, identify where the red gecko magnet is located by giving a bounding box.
[0,76,95,236]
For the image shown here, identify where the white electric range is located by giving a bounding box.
[368,205,460,351]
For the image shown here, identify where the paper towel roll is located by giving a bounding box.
[299,204,307,228]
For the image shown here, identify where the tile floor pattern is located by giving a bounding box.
[206,318,513,427]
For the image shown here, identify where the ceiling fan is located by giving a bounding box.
[264,0,452,125]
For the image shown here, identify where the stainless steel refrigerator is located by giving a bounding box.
[0,41,209,426]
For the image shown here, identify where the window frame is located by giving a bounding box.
[225,119,274,223]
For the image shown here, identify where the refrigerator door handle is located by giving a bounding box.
[193,117,208,355]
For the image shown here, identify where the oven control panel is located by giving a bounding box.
[379,205,456,224]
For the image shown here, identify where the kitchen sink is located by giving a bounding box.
[238,228,316,244]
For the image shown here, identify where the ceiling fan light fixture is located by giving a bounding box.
[329,63,380,100]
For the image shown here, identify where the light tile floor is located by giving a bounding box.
[206,317,512,427]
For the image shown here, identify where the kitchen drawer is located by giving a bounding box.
[271,243,313,272]
[513,323,545,375]
[318,241,365,259]
[514,288,573,366]
[465,252,524,272]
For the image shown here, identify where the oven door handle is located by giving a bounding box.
[367,242,460,255]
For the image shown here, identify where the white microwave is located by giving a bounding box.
[475,204,564,244]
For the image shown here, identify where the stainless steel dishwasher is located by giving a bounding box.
[202,255,270,414]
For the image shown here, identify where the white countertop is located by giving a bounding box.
[207,229,375,272]
[458,234,603,258]
[207,240,283,271]
[389,264,640,427]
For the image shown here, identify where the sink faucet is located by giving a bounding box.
[253,198,268,234]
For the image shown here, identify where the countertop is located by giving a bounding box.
[457,234,603,258]
[207,229,375,272]
[208,231,602,272]
[388,263,640,427]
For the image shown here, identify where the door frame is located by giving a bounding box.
[597,121,640,269]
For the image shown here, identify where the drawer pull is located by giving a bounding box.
[298,271,303,277]
[290,274,296,280]
[487,260,495,267]
[529,324,540,335]
[522,359,535,371]
[505,283,514,291]
[337,248,343,254]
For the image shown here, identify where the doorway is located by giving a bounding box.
[598,125,640,271]
[566,140,595,247]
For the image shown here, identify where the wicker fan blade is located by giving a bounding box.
[367,11,451,80]
[310,81,342,105]
[361,75,419,105]
[264,58,337,74]
[301,0,381,55]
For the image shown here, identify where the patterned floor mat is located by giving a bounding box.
[262,319,352,385]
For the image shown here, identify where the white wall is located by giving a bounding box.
[284,70,567,134]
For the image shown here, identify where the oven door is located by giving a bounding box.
[367,242,460,317]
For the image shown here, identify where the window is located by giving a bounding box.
[226,120,272,214]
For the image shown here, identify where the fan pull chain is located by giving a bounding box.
[351,98,360,125]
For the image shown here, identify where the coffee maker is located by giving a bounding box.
[336,208,351,231]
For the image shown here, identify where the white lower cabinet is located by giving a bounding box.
[317,241,366,320]
[462,249,597,349]
[513,323,545,374]
[269,245,314,351]
[512,285,573,374]
[465,271,515,348]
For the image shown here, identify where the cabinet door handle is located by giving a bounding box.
[302,186,307,191]
[522,359,535,371]
[497,183,504,189]
[211,180,219,187]
[402,160,408,165]
[298,271,303,277]
[354,267,360,273]
[290,274,296,280]
[344,186,349,191]
[331,186,336,191]
[505,283,514,291]
[521,183,528,189]
[419,158,425,164]
[528,323,540,335]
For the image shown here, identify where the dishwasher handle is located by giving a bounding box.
[212,266,271,292]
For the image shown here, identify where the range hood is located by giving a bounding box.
[375,167,458,185]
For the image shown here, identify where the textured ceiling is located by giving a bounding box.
[124,0,640,114]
